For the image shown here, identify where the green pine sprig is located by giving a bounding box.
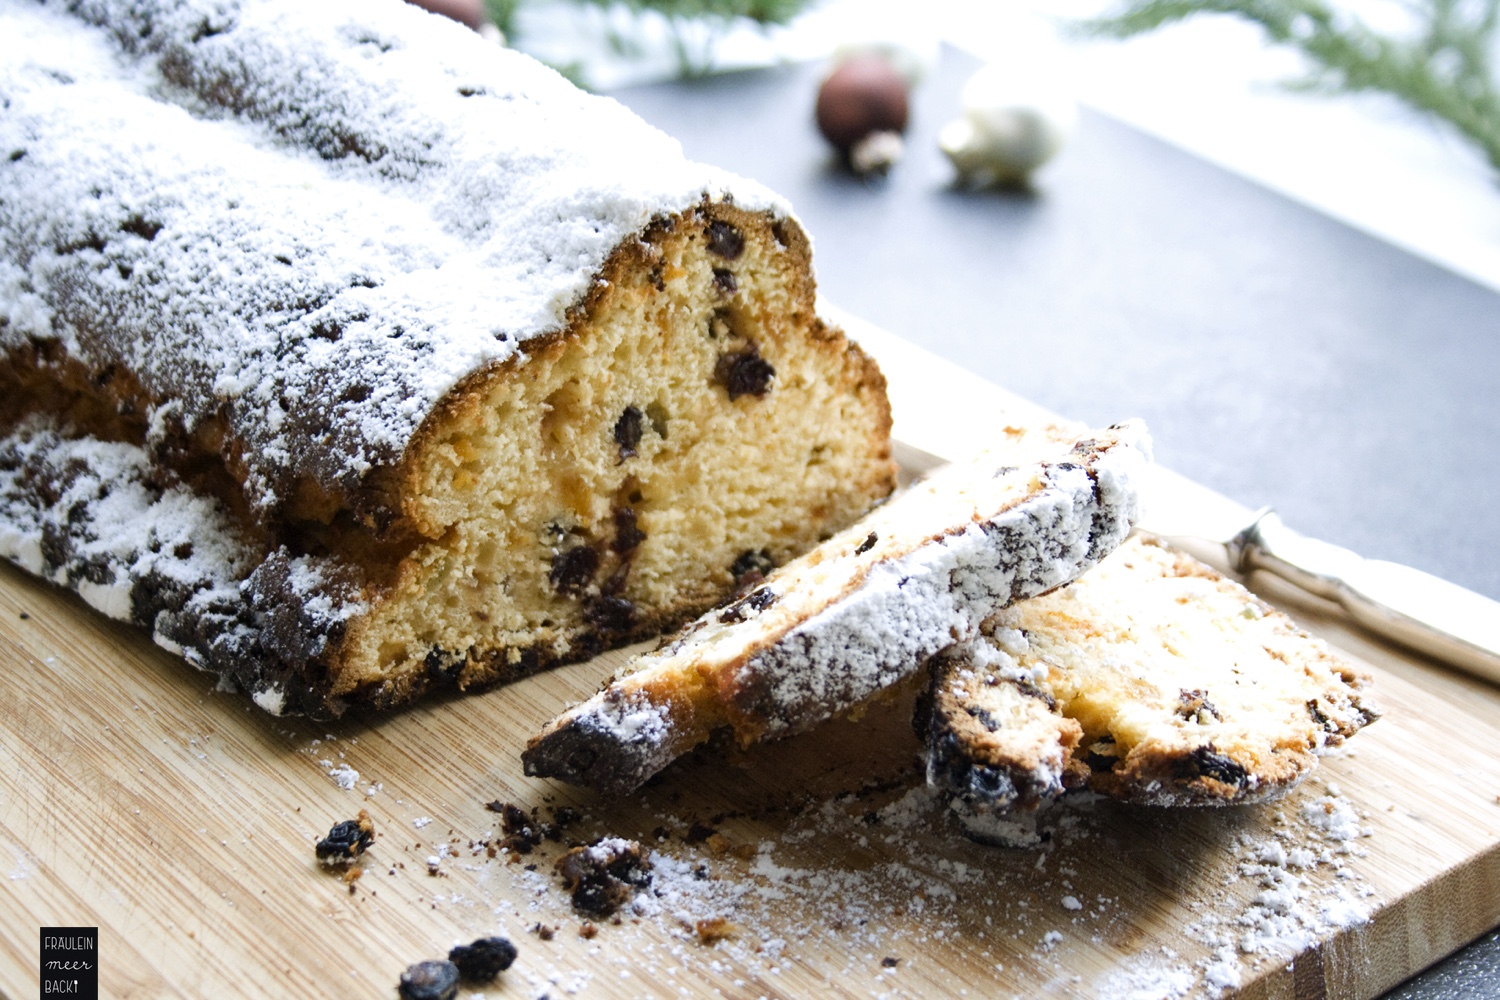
[485,0,816,79]
[1081,0,1500,176]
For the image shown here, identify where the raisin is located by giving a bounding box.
[712,267,737,294]
[745,587,776,612]
[882,957,900,968]
[964,706,1002,733]
[717,586,776,624]
[1177,689,1222,723]
[549,545,598,595]
[1181,746,1248,786]
[732,549,774,581]
[555,839,653,918]
[497,803,543,854]
[611,507,645,553]
[586,595,638,633]
[714,350,775,400]
[613,406,643,460]
[315,809,374,861]
[705,220,743,259]
[119,214,162,241]
[448,937,518,981]
[398,960,459,1000]
[855,532,878,555]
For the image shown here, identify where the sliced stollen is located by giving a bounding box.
[919,534,1379,842]
[523,420,1151,795]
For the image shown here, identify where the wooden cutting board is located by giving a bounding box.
[2,318,1497,1000]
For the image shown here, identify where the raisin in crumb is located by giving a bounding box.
[611,506,645,553]
[496,803,543,854]
[585,595,637,633]
[448,936,517,981]
[613,406,643,461]
[714,349,774,400]
[555,839,652,918]
[855,531,878,555]
[315,809,374,862]
[549,545,598,596]
[1177,688,1223,723]
[705,220,744,259]
[1181,745,1248,786]
[398,960,459,1000]
[712,267,738,294]
[731,549,774,583]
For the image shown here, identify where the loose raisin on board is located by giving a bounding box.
[315,809,374,862]
[448,936,518,981]
[555,839,652,918]
[496,803,543,854]
[398,960,459,1000]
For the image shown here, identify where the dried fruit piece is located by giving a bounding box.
[448,936,518,981]
[705,220,743,259]
[315,809,374,862]
[549,545,599,596]
[398,960,460,1000]
[714,349,775,400]
[613,406,643,461]
[554,838,652,918]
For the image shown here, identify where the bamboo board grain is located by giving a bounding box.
[2,319,1498,1000]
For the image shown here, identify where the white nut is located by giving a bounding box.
[940,60,1077,186]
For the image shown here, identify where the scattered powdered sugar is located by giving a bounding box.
[327,763,360,791]
[398,766,1376,999]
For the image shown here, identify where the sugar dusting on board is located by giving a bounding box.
[342,761,1376,999]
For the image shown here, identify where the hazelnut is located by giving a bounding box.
[404,0,487,31]
[815,55,910,174]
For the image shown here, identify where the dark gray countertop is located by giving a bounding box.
[612,49,1500,999]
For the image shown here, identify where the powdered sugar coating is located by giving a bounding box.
[0,0,787,517]
[0,415,366,714]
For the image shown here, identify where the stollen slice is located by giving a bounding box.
[524,420,1151,795]
[918,533,1379,844]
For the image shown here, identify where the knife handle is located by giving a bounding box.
[1229,510,1500,685]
